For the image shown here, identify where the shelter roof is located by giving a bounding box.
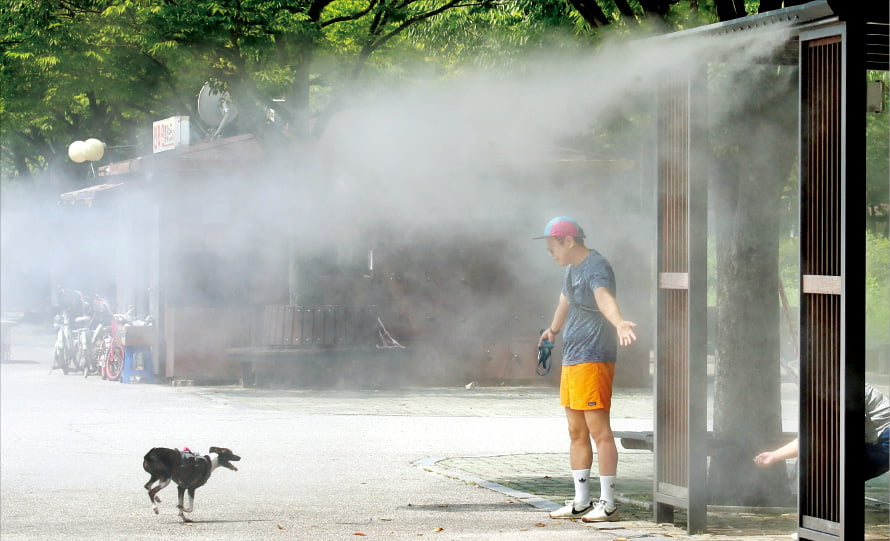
[97,133,265,178]
[651,0,887,70]
[59,183,124,207]
[63,134,264,206]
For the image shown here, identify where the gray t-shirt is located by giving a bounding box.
[865,383,890,443]
[561,249,617,366]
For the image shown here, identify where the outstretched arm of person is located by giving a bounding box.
[540,294,569,346]
[594,287,637,346]
[754,438,799,466]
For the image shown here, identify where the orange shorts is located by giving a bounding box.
[560,362,615,411]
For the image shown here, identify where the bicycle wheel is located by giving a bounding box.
[74,342,88,373]
[54,345,68,374]
[87,341,105,379]
[105,343,124,381]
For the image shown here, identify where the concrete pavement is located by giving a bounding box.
[1,323,886,540]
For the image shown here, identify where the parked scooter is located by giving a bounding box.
[51,288,90,374]
[52,311,73,374]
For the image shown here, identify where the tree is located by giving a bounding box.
[562,0,818,506]
[866,71,889,236]
[3,1,577,181]
[0,1,188,186]
[106,0,568,141]
[708,63,799,506]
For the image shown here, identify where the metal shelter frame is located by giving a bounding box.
[651,2,887,538]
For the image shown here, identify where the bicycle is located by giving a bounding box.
[99,311,129,381]
[83,294,114,379]
[52,287,91,375]
[71,324,91,374]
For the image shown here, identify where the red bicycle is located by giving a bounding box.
[101,313,127,381]
[91,306,131,382]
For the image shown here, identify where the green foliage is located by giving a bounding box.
[401,0,587,74]
[866,71,889,237]
[5,1,578,183]
[1,0,885,190]
[778,234,799,306]
[0,0,182,184]
[866,230,890,344]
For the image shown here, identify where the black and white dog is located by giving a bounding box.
[143,446,240,521]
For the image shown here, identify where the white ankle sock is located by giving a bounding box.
[599,475,616,506]
[572,469,591,506]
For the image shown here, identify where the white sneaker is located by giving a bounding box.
[549,499,593,519]
[581,500,619,522]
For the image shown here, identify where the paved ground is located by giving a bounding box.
[1,323,887,540]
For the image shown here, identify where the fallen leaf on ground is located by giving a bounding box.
[380,518,393,521]
[354,533,366,536]
[277,524,284,530]
[535,523,546,527]
[433,527,444,532]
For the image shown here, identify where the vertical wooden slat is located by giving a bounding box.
[654,72,707,534]
[798,27,864,537]
[254,304,378,353]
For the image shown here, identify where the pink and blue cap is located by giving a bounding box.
[533,216,585,240]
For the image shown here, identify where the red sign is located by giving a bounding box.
[152,116,190,153]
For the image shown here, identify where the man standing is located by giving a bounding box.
[536,216,637,522]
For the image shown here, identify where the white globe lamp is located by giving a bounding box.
[68,140,87,163]
[82,138,105,162]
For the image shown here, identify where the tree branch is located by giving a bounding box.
[357,0,464,61]
[57,0,101,15]
[637,0,670,16]
[308,0,338,22]
[320,1,381,27]
[567,0,611,27]
[613,0,639,23]
[713,0,743,21]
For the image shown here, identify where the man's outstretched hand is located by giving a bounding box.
[617,321,637,346]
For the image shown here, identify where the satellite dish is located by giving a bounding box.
[197,82,239,138]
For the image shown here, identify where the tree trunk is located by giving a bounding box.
[708,65,798,506]
[284,39,313,141]
[567,0,610,27]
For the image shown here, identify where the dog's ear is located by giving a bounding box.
[208,446,220,454]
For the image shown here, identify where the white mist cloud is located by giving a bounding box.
[2,21,796,363]
[306,25,794,233]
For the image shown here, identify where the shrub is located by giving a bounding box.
[866,230,890,344]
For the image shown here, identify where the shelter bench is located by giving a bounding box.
[228,305,407,388]
[614,431,799,455]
